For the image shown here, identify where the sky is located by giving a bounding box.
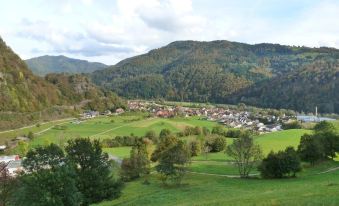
[1,0,339,65]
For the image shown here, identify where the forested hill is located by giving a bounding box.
[91,40,339,113]
[229,59,339,113]
[0,37,124,113]
[0,37,61,112]
[26,55,108,76]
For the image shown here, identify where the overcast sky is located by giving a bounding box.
[1,0,339,65]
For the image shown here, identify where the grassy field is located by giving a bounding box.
[94,160,339,206]
[0,118,75,145]
[22,113,219,148]
[2,113,339,205]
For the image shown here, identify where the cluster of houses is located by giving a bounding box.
[80,108,125,120]
[0,155,22,176]
[128,100,295,133]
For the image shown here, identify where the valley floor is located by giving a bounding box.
[2,112,339,205]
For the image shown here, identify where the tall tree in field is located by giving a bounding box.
[297,134,323,165]
[226,133,262,178]
[313,121,339,159]
[121,138,151,181]
[155,140,191,185]
[65,138,123,204]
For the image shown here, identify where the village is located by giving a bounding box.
[127,100,295,133]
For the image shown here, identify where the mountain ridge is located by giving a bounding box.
[91,40,339,113]
[26,55,108,76]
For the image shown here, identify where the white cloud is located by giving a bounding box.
[1,0,339,64]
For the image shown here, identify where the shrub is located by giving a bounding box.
[211,125,224,135]
[205,135,226,152]
[189,140,201,156]
[282,121,302,130]
[259,147,301,178]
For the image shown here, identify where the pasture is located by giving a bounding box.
[94,160,339,206]
[2,112,339,206]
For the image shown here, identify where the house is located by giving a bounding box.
[6,160,23,176]
[0,145,6,151]
[115,108,125,114]
[0,155,20,163]
[82,110,99,119]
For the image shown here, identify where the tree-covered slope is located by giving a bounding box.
[0,37,61,112]
[0,37,124,113]
[26,55,108,76]
[230,59,339,113]
[91,40,339,112]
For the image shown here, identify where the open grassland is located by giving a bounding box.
[25,114,219,148]
[94,161,339,206]
[3,113,339,205]
[0,118,75,145]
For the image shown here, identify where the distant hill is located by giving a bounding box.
[0,36,124,113]
[91,40,339,113]
[26,55,108,76]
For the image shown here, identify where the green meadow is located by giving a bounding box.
[95,161,339,206]
[2,112,339,206]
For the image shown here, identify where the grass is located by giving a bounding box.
[94,161,339,206]
[255,129,312,154]
[24,114,219,147]
[103,147,132,159]
[3,113,339,205]
[0,118,74,145]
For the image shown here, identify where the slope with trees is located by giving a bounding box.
[26,55,108,76]
[91,40,339,113]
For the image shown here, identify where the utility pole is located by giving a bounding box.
[315,106,318,117]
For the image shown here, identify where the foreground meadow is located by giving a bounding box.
[95,161,339,206]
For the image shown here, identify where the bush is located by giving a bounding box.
[159,129,171,139]
[188,140,201,156]
[183,126,203,136]
[27,131,34,139]
[259,147,301,178]
[225,129,242,138]
[211,125,224,135]
[144,130,159,144]
[282,121,302,130]
[205,135,226,152]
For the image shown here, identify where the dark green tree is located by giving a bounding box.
[13,144,83,206]
[13,165,83,206]
[258,147,301,178]
[159,129,172,139]
[23,143,65,172]
[65,138,123,204]
[313,121,339,159]
[297,134,323,165]
[205,135,226,152]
